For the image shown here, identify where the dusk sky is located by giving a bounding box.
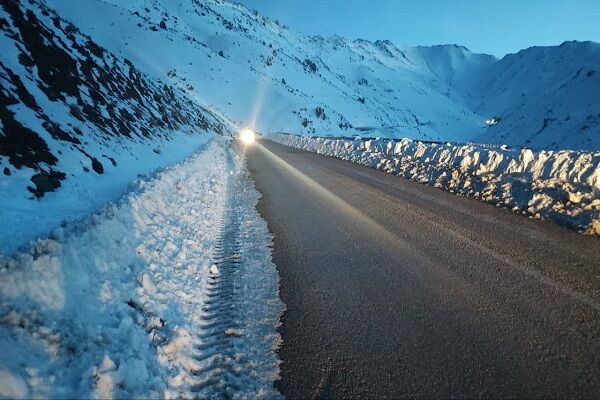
[236,0,600,57]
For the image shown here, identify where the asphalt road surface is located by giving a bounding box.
[245,139,600,399]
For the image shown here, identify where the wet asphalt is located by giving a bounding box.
[245,139,600,399]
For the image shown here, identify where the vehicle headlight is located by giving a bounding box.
[239,128,256,144]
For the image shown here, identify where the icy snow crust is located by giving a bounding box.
[0,138,284,399]
[271,134,600,235]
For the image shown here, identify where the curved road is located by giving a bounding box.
[245,140,600,399]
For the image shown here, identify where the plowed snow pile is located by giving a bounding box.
[271,134,600,234]
[0,138,283,399]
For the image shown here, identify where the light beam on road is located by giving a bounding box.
[255,142,417,250]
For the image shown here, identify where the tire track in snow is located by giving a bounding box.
[190,149,284,398]
[192,192,246,396]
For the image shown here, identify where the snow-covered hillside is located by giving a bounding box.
[43,0,600,151]
[0,0,229,252]
[42,0,484,143]
[467,41,600,150]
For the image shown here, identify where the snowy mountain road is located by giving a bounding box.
[246,140,600,399]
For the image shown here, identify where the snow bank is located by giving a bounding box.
[0,138,283,399]
[270,134,600,235]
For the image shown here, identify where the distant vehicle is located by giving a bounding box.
[239,128,257,144]
[485,116,502,126]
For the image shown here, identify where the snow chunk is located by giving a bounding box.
[0,369,28,399]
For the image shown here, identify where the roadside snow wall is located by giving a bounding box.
[270,134,600,235]
[0,139,283,399]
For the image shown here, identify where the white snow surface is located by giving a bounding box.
[0,133,213,254]
[0,138,284,399]
[271,134,600,235]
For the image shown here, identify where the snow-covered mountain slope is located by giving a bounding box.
[44,0,489,143]
[44,0,599,150]
[0,0,229,252]
[466,41,600,150]
[411,44,498,99]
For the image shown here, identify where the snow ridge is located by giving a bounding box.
[271,134,600,235]
[190,152,283,398]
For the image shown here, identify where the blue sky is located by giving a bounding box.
[235,0,600,57]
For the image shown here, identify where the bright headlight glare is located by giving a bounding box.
[239,129,256,144]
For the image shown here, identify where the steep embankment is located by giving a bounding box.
[0,0,228,252]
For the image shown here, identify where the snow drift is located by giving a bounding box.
[271,134,600,235]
